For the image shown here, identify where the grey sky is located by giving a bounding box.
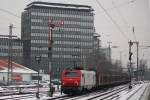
[0,0,150,67]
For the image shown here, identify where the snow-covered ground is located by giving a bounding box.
[0,81,150,100]
[118,81,150,100]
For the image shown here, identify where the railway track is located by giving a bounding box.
[47,84,129,100]
[0,88,49,100]
[0,87,49,96]
[1,84,143,100]
[89,87,127,100]
[126,83,148,100]
[0,92,48,100]
[79,85,128,100]
[48,84,147,100]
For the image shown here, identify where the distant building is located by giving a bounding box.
[144,69,150,80]
[0,37,23,64]
[21,1,95,78]
[0,59,37,84]
[93,33,101,51]
[99,47,111,61]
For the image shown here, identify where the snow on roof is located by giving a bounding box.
[0,59,37,74]
[26,1,92,10]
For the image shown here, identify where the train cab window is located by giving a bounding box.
[65,71,80,77]
[82,74,84,77]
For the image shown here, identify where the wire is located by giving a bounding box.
[0,8,21,19]
[112,1,137,41]
[112,1,129,30]
[95,0,130,41]
[0,8,21,36]
[99,0,137,14]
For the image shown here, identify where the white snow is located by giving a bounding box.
[18,92,65,100]
[0,86,3,91]
[0,66,37,74]
[0,82,150,100]
[118,82,150,100]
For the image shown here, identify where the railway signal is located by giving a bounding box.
[129,52,133,60]
[128,40,133,89]
[128,40,140,89]
[48,19,64,97]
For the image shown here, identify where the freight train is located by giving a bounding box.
[61,68,130,94]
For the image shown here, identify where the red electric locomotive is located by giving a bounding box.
[61,68,130,94]
[61,69,96,94]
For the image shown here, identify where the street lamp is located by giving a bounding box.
[107,42,119,63]
[35,55,41,98]
[107,42,112,63]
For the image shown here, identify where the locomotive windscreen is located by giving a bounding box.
[65,71,80,77]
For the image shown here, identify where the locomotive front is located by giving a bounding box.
[61,69,82,94]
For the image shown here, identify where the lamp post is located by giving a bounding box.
[7,24,14,85]
[107,42,112,63]
[35,55,41,98]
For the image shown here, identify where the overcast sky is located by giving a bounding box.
[0,0,150,68]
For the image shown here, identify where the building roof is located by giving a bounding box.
[0,59,37,74]
[25,1,94,11]
[27,1,91,8]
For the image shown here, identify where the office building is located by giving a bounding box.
[0,37,23,64]
[21,1,95,78]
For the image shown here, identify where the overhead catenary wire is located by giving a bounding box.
[112,1,129,32]
[0,0,137,41]
[112,1,129,26]
[0,8,21,19]
[100,0,137,14]
[112,1,137,41]
[95,0,130,41]
[96,0,138,41]
[0,7,21,37]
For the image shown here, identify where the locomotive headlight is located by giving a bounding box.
[62,82,65,85]
[75,81,78,86]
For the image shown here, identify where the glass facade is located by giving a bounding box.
[21,2,95,78]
